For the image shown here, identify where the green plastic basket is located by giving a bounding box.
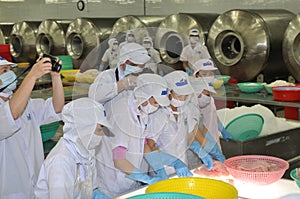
[127,192,205,199]
[40,121,60,142]
[237,82,264,93]
[225,113,264,141]
[290,168,300,188]
[57,55,73,70]
[216,75,231,84]
[264,85,273,94]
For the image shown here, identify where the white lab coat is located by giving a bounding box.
[0,98,61,199]
[88,67,132,109]
[101,48,119,69]
[145,48,162,74]
[34,139,97,199]
[180,44,211,71]
[95,96,151,198]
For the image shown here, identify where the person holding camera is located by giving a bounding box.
[0,56,64,199]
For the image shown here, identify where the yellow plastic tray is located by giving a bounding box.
[61,69,80,82]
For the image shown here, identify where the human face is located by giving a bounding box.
[94,124,104,136]
[121,60,145,71]
[197,89,210,98]
[0,65,12,75]
[170,90,188,101]
[196,70,214,78]
[140,96,159,107]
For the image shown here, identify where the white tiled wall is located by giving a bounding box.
[0,0,299,22]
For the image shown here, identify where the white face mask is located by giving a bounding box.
[190,37,199,44]
[202,76,215,84]
[143,43,151,49]
[140,101,159,115]
[170,97,186,107]
[87,133,102,150]
[112,44,118,50]
[127,36,135,42]
[124,64,143,76]
[0,71,17,93]
[198,94,211,108]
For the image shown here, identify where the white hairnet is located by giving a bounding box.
[0,57,17,67]
[143,36,153,47]
[190,77,216,96]
[164,71,194,95]
[119,43,150,65]
[193,59,218,75]
[108,38,118,49]
[62,98,112,155]
[189,29,200,36]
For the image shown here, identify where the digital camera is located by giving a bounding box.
[42,54,62,72]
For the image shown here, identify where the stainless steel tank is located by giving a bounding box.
[283,14,300,82]
[110,15,165,44]
[207,9,295,82]
[10,21,40,62]
[155,13,219,65]
[0,23,13,44]
[66,18,117,70]
[36,19,71,56]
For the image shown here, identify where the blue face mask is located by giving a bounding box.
[0,71,17,93]
[124,64,143,76]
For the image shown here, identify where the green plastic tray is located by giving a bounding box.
[40,121,60,142]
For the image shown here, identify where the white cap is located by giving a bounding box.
[119,43,150,65]
[62,98,112,130]
[143,36,152,43]
[193,59,218,75]
[189,29,200,36]
[126,30,135,36]
[190,77,216,95]
[0,57,17,68]
[164,71,194,95]
[134,73,169,107]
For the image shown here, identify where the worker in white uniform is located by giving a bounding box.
[99,38,119,71]
[192,59,232,147]
[142,36,164,76]
[35,98,112,199]
[95,74,170,198]
[119,30,136,49]
[144,71,197,176]
[0,56,64,199]
[89,42,150,109]
[180,29,211,76]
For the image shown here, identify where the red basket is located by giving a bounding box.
[271,86,300,101]
[224,155,289,185]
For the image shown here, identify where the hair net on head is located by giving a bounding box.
[189,29,200,36]
[133,73,169,107]
[118,43,150,65]
[108,38,118,49]
[190,77,216,96]
[62,98,112,154]
[0,57,17,67]
[164,71,194,96]
[193,59,218,75]
[143,36,153,47]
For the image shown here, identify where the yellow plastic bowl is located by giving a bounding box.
[61,69,80,82]
[146,177,238,199]
[212,79,224,89]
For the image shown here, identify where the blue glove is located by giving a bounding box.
[92,189,110,199]
[204,133,226,163]
[159,151,193,177]
[99,65,105,71]
[145,151,169,180]
[189,141,214,170]
[218,120,232,141]
[185,67,193,76]
[158,70,164,77]
[127,167,163,184]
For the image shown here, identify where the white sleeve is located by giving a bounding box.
[30,98,62,125]
[0,102,21,140]
[152,49,162,63]
[179,46,189,61]
[101,50,110,62]
[88,70,118,104]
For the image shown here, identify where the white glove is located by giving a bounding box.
[122,75,137,90]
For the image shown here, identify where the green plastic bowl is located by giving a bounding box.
[40,121,60,142]
[127,192,205,199]
[216,75,231,84]
[290,168,300,188]
[237,82,264,93]
[225,113,264,141]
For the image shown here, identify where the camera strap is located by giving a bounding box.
[0,64,33,92]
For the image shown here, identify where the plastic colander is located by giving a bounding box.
[225,113,264,141]
[127,192,204,199]
[224,155,289,185]
[146,177,238,199]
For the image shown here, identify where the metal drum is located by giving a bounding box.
[155,13,219,65]
[36,19,71,56]
[283,14,300,82]
[66,18,117,70]
[110,15,165,44]
[10,21,40,62]
[207,9,295,82]
[0,23,13,44]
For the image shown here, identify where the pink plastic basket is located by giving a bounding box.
[224,155,289,185]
